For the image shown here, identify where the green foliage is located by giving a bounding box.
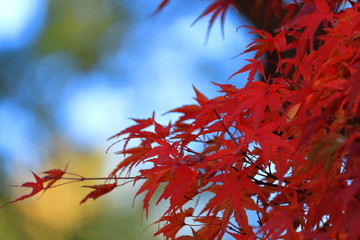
[36,0,129,69]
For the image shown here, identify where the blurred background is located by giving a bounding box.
[0,0,252,239]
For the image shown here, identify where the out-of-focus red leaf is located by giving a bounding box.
[192,0,235,37]
[1,172,44,208]
[80,182,117,204]
[42,164,68,190]
[192,85,208,105]
[151,0,171,16]
[242,26,288,59]
[157,165,198,210]
[136,167,171,218]
[229,58,266,82]
[107,114,154,141]
[154,208,194,239]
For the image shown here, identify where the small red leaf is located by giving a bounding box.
[80,182,117,204]
[151,0,171,16]
[154,208,194,238]
[192,0,234,37]
[1,172,44,208]
[107,115,154,140]
[42,164,68,190]
[193,86,208,105]
[229,58,266,82]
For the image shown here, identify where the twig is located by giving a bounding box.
[43,176,146,181]
[213,109,238,146]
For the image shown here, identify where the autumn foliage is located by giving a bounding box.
[2,0,360,239]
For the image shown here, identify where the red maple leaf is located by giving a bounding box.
[1,172,44,208]
[193,0,235,37]
[4,1,360,239]
[151,0,171,16]
[154,208,194,239]
[229,58,266,82]
[80,182,117,204]
[42,164,68,190]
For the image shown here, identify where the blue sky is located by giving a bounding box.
[0,0,45,50]
[0,0,252,176]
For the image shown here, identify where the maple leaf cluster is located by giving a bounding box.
[2,0,360,239]
[107,0,360,239]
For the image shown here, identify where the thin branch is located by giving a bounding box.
[247,175,279,188]
[106,139,123,154]
[256,198,263,226]
[43,176,146,181]
[213,109,238,146]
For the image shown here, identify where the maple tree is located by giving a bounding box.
[2,0,360,239]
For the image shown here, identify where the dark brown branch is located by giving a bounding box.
[213,109,238,146]
[43,176,146,181]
